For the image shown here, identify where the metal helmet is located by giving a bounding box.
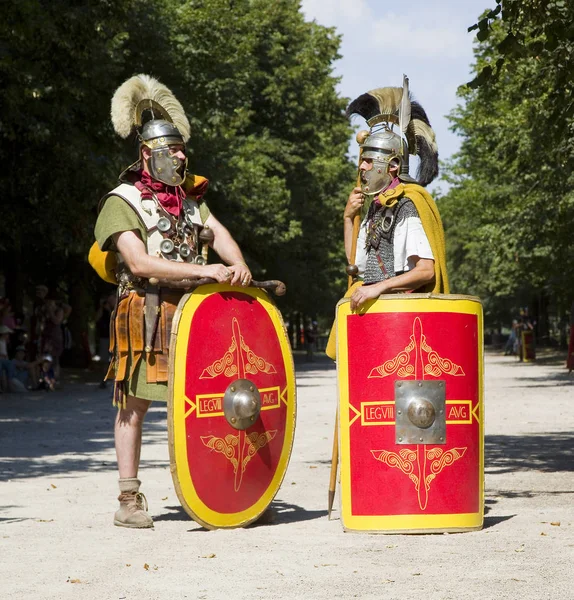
[347,75,439,194]
[359,127,413,196]
[140,119,187,186]
[111,74,191,186]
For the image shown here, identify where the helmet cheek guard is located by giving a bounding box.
[141,120,187,186]
[359,129,406,196]
[360,157,397,196]
[148,146,187,186]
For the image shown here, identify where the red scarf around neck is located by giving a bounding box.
[134,170,186,217]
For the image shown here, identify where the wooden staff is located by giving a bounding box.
[328,129,370,519]
[148,277,286,296]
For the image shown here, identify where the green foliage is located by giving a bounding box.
[0,0,353,324]
[169,0,354,313]
[440,2,574,326]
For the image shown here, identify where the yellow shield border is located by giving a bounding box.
[336,293,484,533]
[168,283,296,529]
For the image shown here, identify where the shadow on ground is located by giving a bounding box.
[2,365,573,487]
[486,432,574,474]
[0,377,168,481]
[0,356,334,482]
[155,500,327,528]
[485,347,569,368]
[293,352,336,374]
[501,371,573,388]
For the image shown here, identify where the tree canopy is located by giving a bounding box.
[439,0,574,330]
[1,0,354,339]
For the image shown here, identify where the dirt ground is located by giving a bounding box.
[0,350,573,600]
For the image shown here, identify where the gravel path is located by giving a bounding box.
[0,351,572,599]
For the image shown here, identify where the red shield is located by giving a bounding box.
[168,284,296,529]
[336,294,484,533]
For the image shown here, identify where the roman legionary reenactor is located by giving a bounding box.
[327,77,484,534]
[326,76,448,357]
[91,75,295,530]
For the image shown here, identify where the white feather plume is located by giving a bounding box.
[399,75,411,135]
[110,74,190,141]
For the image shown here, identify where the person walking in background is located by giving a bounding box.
[304,319,318,362]
[504,319,519,355]
[95,293,116,388]
[516,307,535,362]
[40,298,71,381]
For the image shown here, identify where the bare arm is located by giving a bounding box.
[204,214,251,286]
[350,257,435,310]
[114,230,231,283]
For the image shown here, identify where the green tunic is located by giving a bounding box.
[94,194,211,402]
[95,195,211,251]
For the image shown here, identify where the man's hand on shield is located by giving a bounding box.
[350,282,385,310]
[229,262,252,287]
[203,263,235,283]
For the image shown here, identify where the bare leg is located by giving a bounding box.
[115,395,151,478]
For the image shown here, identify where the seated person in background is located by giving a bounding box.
[36,355,56,392]
[9,346,37,392]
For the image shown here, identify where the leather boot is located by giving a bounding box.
[113,478,153,528]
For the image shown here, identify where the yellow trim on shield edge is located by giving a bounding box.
[336,295,484,532]
[171,284,296,529]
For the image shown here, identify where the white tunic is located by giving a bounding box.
[355,208,434,277]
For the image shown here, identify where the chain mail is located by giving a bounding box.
[363,197,419,284]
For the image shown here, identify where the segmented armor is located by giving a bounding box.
[363,197,419,285]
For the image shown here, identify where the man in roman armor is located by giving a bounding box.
[343,78,448,311]
[93,74,252,528]
[325,78,448,360]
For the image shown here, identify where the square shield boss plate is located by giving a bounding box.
[395,380,446,445]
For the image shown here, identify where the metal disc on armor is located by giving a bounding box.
[157,217,172,232]
[168,284,296,529]
[160,238,175,254]
[178,243,191,258]
[193,255,206,265]
[336,293,483,533]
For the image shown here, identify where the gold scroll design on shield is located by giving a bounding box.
[366,316,467,510]
[198,316,279,491]
[367,317,465,379]
[201,431,277,492]
[200,317,277,379]
[370,446,467,511]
